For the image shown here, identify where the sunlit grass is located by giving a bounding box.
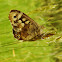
[0,0,62,62]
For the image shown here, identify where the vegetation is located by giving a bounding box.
[0,0,62,62]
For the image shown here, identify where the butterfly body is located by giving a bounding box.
[9,10,41,41]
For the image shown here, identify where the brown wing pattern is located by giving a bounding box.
[9,10,41,40]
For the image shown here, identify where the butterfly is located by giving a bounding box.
[9,10,42,41]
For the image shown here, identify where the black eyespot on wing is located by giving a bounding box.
[14,16,16,18]
[17,36,20,38]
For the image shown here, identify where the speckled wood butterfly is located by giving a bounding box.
[9,10,42,41]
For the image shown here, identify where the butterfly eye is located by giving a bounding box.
[14,16,16,18]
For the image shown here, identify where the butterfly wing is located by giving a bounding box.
[9,10,41,40]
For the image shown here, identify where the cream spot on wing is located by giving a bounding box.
[17,29,20,32]
[18,23,24,28]
[13,18,17,21]
[19,28,22,31]
[18,20,22,23]
[15,28,21,32]
[21,23,24,27]
[11,21,14,24]
[13,23,18,26]
[22,18,26,21]
[11,20,18,26]
[18,12,23,19]
[25,21,30,24]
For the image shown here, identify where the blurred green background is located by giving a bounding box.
[0,0,62,62]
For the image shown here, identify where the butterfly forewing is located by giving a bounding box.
[9,10,41,40]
